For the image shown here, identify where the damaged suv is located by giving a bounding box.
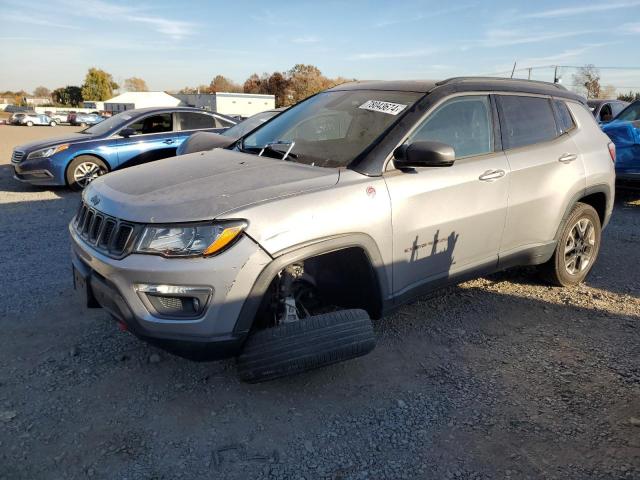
[70,78,615,382]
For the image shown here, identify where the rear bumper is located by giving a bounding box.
[69,224,272,360]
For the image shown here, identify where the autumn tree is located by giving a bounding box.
[618,91,640,102]
[243,73,269,94]
[210,75,242,93]
[33,86,50,98]
[81,67,119,101]
[265,72,291,107]
[573,65,601,99]
[123,77,148,92]
[287,64,327,104]
[52,86,83,106]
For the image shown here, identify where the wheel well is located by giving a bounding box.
[65,154,110,184]
[253,247,383,330]
[579,192,607,225]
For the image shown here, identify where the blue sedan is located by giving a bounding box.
[11,107,237,190]
[602,101,640,183]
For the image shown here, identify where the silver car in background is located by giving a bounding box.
[70,77,615,382]
[18,113,57,127]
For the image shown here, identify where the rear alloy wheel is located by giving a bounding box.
[80,122,87,127]
[50,121,56,127]
[542,202,601,287]
[66,156,108,190]
[26,121,33,127]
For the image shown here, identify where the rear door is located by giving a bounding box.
[496,94,585,258]
[115,113,177,168]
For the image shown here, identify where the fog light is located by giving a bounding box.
[135,284,212,319]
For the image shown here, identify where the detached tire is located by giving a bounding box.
[237,309,376,383]
[541,202,601,287]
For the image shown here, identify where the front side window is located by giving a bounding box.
[406,95,493,158]
[498,95,558,149]
[177,112,216,130]
[127,113,173,135]
[242,90,422,168]
[553,99,575,133]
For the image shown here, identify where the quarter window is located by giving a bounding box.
[407,95,493,158]
[177,112,216,130]
[553,100,575,134]
[127,113,173,135]
[498,96,558,149]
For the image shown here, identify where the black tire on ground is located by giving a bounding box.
[80,122,87,127]
[236,309,376,383]
[541,202,602,287]
[65,155,109,191]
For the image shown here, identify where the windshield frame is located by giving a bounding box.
[238,89,424,169]
[80,111,134,136]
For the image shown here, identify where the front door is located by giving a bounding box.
[115,112,179,168]
[384,94,509,298]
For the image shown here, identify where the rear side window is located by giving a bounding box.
[177,112,216,130]
[553,100,575,134]
[215,117,235,128]
[128,113,173,135]
[498,95,558,149]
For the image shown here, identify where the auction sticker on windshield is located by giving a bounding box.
[359,100,407,115]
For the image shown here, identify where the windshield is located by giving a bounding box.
[614,101,640,122]
[82,111,133,135]
[241,90,422,168]
[222,110,279,138]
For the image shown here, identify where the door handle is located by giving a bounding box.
[479,169,506,181]
[163,139,175,145]
[558,153,577,163]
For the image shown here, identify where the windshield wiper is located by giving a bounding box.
[258,140,296,161]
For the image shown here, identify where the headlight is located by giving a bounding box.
[27,144,69,160]
[134,221,247,258]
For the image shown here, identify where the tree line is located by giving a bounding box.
[178,64,353,107]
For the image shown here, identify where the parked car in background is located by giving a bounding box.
[587,99,629,123]
[12,107,237,189]
[17,113,57,127]
[71,112,105,127]
[70,78,615,382]
[46,111,69,125]
[9,112,35,125]
[176,107,286,155]
[602,100,640,183]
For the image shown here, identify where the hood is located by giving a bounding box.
[15,133,96,152]
[84,149,339,223]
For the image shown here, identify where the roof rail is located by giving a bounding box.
[434,76,567,90]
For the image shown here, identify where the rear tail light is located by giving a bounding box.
[608,142,616,163]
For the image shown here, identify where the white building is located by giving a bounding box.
[104,91,182,113]
[172,92,275,117]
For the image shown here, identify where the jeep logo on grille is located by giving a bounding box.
[90,195,100,206]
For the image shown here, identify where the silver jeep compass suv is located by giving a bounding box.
[70,78,615,382]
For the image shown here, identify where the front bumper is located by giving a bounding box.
[70,225,272,359]
[13,156,63,186]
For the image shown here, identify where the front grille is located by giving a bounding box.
[73,201,139,258]
[11,150,25,164]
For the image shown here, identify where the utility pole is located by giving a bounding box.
[510,61,517,78]
[553,65,559,84]
[528,68,532,80]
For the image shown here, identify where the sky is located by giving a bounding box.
[1,0,640,94]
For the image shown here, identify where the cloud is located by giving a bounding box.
[374,4,477,28]
[481,29,596,47]
[53,0,196,40]
[292,36,320,44]
[622,22,640,33]
[522,1,640,19]
[349,48,439,60]
[0,11,81,30]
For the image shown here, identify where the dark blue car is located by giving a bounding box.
[11,107,237,190]
[602,101,640,183]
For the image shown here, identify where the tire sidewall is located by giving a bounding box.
[66,156,108,191]
[554,204,601,286]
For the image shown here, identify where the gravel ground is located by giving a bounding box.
[0,126,638,479]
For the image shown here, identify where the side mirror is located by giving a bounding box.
[393,141,455,168]
[119,128,135,138]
